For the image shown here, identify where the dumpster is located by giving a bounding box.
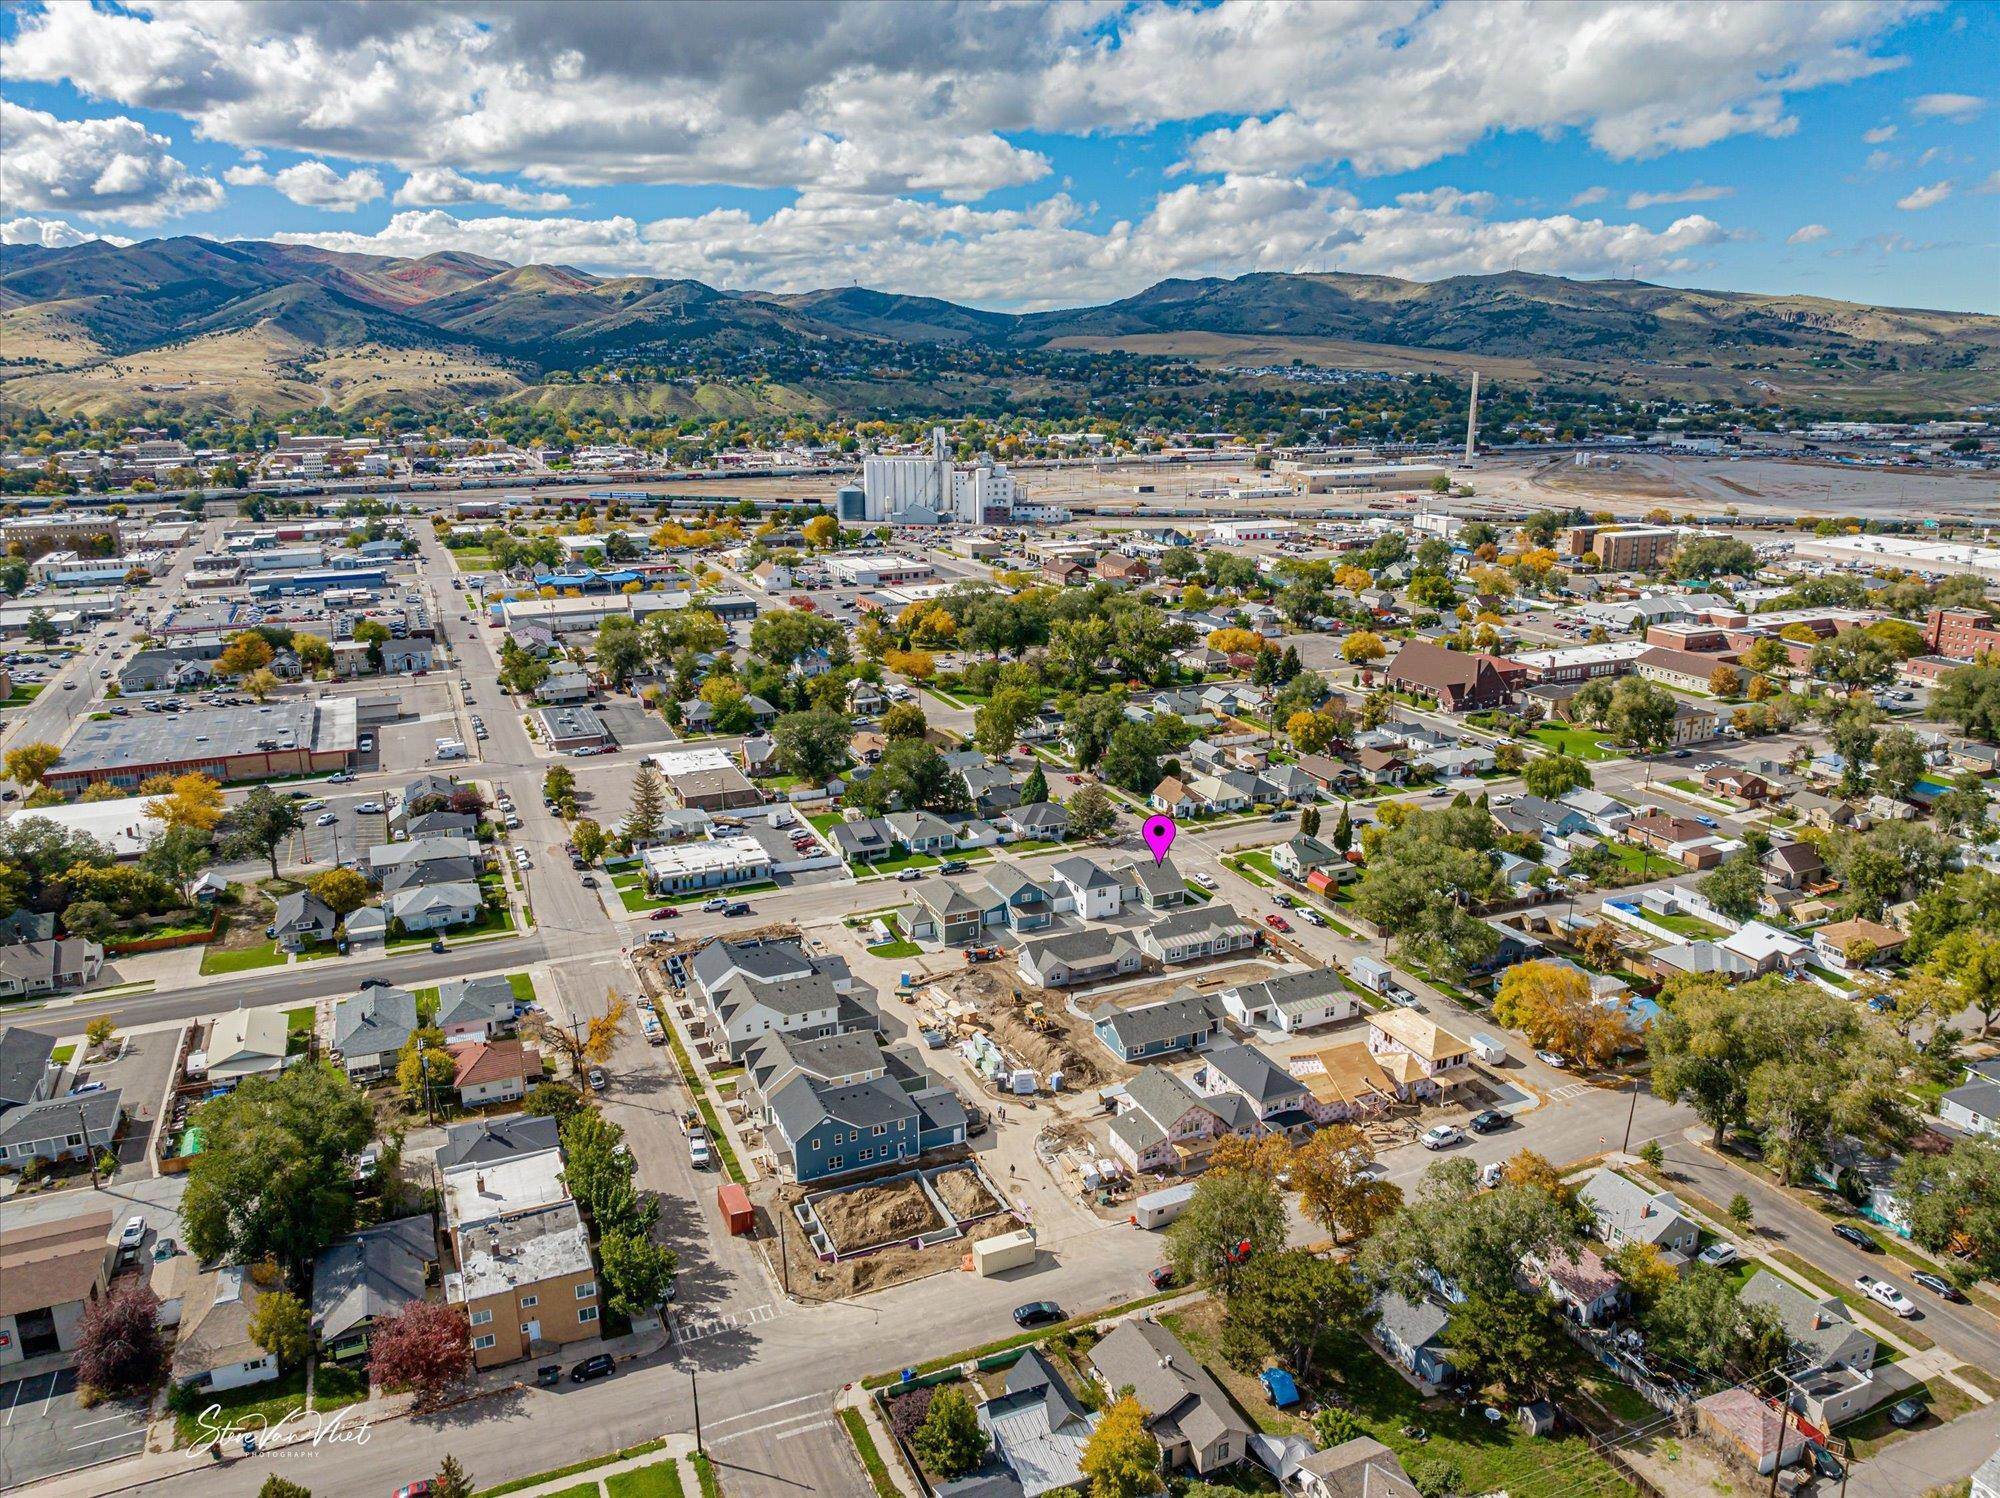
[717,1182,754,1236]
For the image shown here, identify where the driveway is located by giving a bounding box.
[0,1369,150,1489]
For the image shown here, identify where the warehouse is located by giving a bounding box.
[44,698,359,793]
[640,836,773,894]
[532,707,614,752]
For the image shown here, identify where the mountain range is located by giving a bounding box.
[3,235,1996,419]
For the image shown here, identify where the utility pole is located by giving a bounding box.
[1621,1075,1640,1153]
[79,1103,101,1189]
[690,1366,704,1454]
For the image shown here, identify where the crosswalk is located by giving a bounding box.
[671,1300,780,1345]
[1549,1082,1593,1102]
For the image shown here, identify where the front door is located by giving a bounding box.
[521,1320,540,1347]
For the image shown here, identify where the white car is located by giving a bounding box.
[1297,907,1325,927]
[1696,1242,1740,1269]
[119,1216,146,1250]
[513,848,532,864]
[1420,1124,1463,1150]
[1856,1276,1916,1318]
[1189,871,1218,890]
[1536,1050,1569,1069]
[302,799,326,811]
[355,801,383,815]
[315,812,338,826]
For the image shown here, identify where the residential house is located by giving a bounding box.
[885,810,959,854]
[311,1216,436,1363]
[742,1030,888,1114]
[1649,940,1762,984]
[1288,1438,1422,1498]
[0,939,105,999]
[1271,834,1339,881]
[386,881,486,932]
[270,890,338,947]
[1097,553,1151,587]
[952,1346,1101,1498]
[1189,770,1256,813]
[1217,969,1358,1033]
[829,816,895,862]
[1504,795,1593,840]
[1294,753,1353,795]
[435,1114,560,1174]
[1353,747,1409,787]
[1578,1167,1698,1262]
[1792,790,1856,832]
[333,987,420,1079]
[1150,777,1202,819]
[765,1052,961,1184]
[454,1040,542,1107]
[1762,841,1826,891]
[1704,766,1777,803]
[1634,645,1734,693]
[1812,917,1904,972]
[1622,813,1725,869]
[1093,990,1221,1063]
[446,1200,600,1370]
[1719,922,1811,977]
[436,976,519,1047]
[1050,856,1124,920]
[1193,1043,1314,1134]
[982,862,1057,933]
[1363,1010,1472,1099]
[0,1208,115,1368]
[202,1010,288,1085]
[167,1263,280,1393]
[1088,1317,1252,1476]
[1018,929,1144,989]
[1697,1387,1810,1478]
[960,761,1022,816]
[1136,903,1260,966]
[1940,1060,2000,1137]
[1559,787,1632,836]
[1257,762,1323,805]
[1526,1246,1625,1326]
[0,1026,57,1117]
[903,878,985,947]
[1371,1291,1453,1386]
[1106,1066,1238,1175]
[1739,1268,1877,1372]
[1004,801,1069,842]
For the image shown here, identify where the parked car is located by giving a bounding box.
[1420,1124,1463,1150]
[940,859,969,874]
[1190,871,1217,890]
[1856,1275,1916,1317]
[1012,1301,1064,1328]
[587,1067,608,1093]
[1466,1109,1508,1134]
[1297,907,1325,927]
[650,907,680,920]
[1807,1445,1842,1480]
[392,1482,435,1498]
[1888,1398,1926,1427]
[355,801,383,815]
[702,897,731,912]
[1536,1050,1569,1069]
[1264,913,1292,932]
[1696,1241,1739,1269]
[569,1354,616,1383]
[315,813,338,826]
[1910,1270,1963,1302]
[1831,1224,1878,1252]
[689,1130,712,1169]
[150,1237,178,1262]
[119,1216,146,1250]
[895,868,923,882]
[1147,1266,1175,1290]
[1693,814,1719,829]
[580,875,598,888]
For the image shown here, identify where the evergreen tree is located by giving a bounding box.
[1020,764,1048,806]
[622,764,667,845]
[1331,804,1353,853]
[1300,807,1321,838]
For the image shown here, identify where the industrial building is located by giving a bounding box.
[860,428,1018,524]
[45,698,359,793]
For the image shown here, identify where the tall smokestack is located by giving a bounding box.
[1463,371,1480,467]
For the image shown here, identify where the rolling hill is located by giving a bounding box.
[2,235,1994,417]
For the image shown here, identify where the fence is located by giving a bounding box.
[108,915,221,955]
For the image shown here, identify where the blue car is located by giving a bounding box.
[1693,814,1719,829]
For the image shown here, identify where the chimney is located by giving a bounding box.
[476,1173,486,1194]
[1811,1311,1824,1330]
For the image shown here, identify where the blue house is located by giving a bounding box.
[1093,990,1221,1064]
[756,1035,966,1184]
[983,861,1056,933]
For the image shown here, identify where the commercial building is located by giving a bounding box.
[1924,606,2000,662]
[1385,639,1525,712]
[0,1209,116,1368]
[532,706,613,752]
[860,431,1017,524]
[45,698,358,792]
[1505,639,1652,685]
[640,836,773,894]
[1287,462,1447,493]
[439,1144,602,1370]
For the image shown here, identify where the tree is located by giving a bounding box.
[1063,692,1129,769]
[259,1478,314,1498]
[1491,960,1628,1068]
[1605,1241,1677,1307]
[1286,710,1339,755]
[880,701,928,741]
[572,818,609,864]
[598,1229,679,1317]
[1164,1167,1287,1294]
[1934,661,2000,742]
[1521,754,1590,800]
[368,1300,472,1414]
[1445,1288,1574,1401]
[594,617,647,688]
[1079,1394,1159,1498]
[1728,1193,1755,1232]
[1895,1136,2000,1277]
[222,786,303,879]
[216,630,275,677]
[1227,1247,1369,1381]
[975,687,1039,758]
[1291,1125,1402,1244]
[1065,783,1117,839]
[1018,763,1049,808]
[1707,663,1742,697]
[772,709,852,784]
[802,513,839,549]
[306,867,371,917]
[145,771,225,833]
[1099,721,1164,794]
[24,607,60,644]
[1871,726,1927,801]
[848,736,970,816]
[524,1081,587,1122]
[1811,631,1898,689]
[182,1062,373,1272]
[1667,537,1757,580]
[85,1016,117,1051]
[622,764,667,845]
[1742,635,1791,676]
[1603,678,1678,754]
[248,1288,312,1370]
[1331,804,1352,853]
[397,1028,456,1107]
[1341,631,1386,666]
[293,633,334,675]
[1930,929,2000,1036]
[1314,1408,1362,1448]
[912,1386,987,1481]
[1698,853,1765,924]
[432,1456,474,1498]
[63,899,117,942]
[141,822,215,893]
[529,994,629,1079]
[241,667,280,703]
[1361,1158,1581,1305]
[1642,1267,1788,1377]
[75,1282,164,1395]
[1300,806,1320,837]
[3,741,60,786]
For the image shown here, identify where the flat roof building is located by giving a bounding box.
[46,698,357,793]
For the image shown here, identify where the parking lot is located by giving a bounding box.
[65,1027,182,1168]
[593,699,676,748]
[0,1369,150,1489]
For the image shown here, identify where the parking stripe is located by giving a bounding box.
[69,1428,143,1450]
[70,1411,133,1429]
[4,1376,28,1425]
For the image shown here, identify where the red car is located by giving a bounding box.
[649,907,680,920]
[1065,774,1082,784]
[393,1483,434,1498]
[1265,913,1292,933]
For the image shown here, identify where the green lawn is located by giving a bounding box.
[840,1407,900,1498]
[999,837,1065,855]
[1641,910,1728,940]
[0,683,46,707]
[807,811,845,835]
[199,938,285,975]
[865,914,922,959]
[855,849,941,876]
[473,1441,669,1498]
[1603,840,1666,880]
[1839,1379,1976,1460]
[283,1006,315,1032]
[51,1043,75,1065]
[607,1460,688,1498]
[387,902,517,950]
[690,1453,722,1498]
[509,972,536,1003]
[447,548,496,572]
[171,1363,366,1446]
[1225,854,1274,888]
[632,879,781,911]
[1530,725,1619,761]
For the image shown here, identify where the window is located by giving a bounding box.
[575,1282,596,1300]
[469,1309,493,1326]
[472,1334,496,1351]
[519,1294,538,1309]
[872,1123,888,1137]
[66,1133,83,1147]
[578,1306,599,1324]
[858,1148,873,1162]
[826,1156,843,1171]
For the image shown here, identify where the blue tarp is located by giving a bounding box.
[1260,1368,1300,1408]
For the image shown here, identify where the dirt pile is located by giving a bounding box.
[930,1165,1000,1221]
[814,1177,944,1253]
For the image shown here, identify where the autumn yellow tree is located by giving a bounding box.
[529,994,630,1080]
[802,514,839,549]
[1708,664,1742,697]
[1079,1394,1159,1498]
[1606,1240,1677,1306]
[1207,627,1268,656]
[1291,1124,1402,1244]
[145,772,225,832]
[242,668,280,703]
[215,630,274,677]
[3,741,60,786]
[1333,564,1372,592]
[882,649,937,683]
[1493,960,1629,1068]
[1341,631,1386,665]
[1501,1149,1578,1208]
[1287,710,1339,755]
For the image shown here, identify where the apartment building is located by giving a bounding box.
[1589,527,1678,572]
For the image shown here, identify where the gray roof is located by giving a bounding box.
[385,881,483,920]
[1116,857,1185,899]
[909,877,984,920]
[984,860,1052,904]
[1143,902,1255,947]
[1007,801,1069,833]
[0,1025,56,1109]
[436,1114,560,1172]
[743,1030,886,1099]
[1201,1043,1308,1108]
[1942,1079,2000,1125]
[368,835,480,870]
[404,810,478,839]
[1051,855,1118,890]
[1088,1317,1251,1457]
[272,889,335,932]
[1094,989,1219,1050]
[334,987,420,1058]
[382,856,480,894]
[53,698,350,774]
[978,1346,1097,1496]
[1578,1167,1696,1249]
[1115,1066,1216,1153]
[0,1088,122,1149]
[712,971,841,1023]
[1373,1290,1451,1353]
[1740,1268,1875,1368]
[692,937,815,995]
[1279,834,1338,869]
[1022,928,1138,971]
[436,975,517,1031]
[311,1215,434,1343]
[0,911,56,944]
[1225,967,1350,1017]
[767,1071,914,1145]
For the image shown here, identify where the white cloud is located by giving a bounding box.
[1787,223,1831,244]
[1973,169,2000,195]
[394,168,572,211]
[1862,124,1898,143]
[1,215,135,249]
[1865,149,1902,171]
[1569,186,1610,206]
[0,0,1921,196]
[1626,181,1734,209]
[269,178,1731,310]
[1909,92,1986,123]
[0,102,222,224]
[225,160,384,211]
[1895,180,1953,210]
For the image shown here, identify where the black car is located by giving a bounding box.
[1910,1270,1964,1302]
[1012,1301,1064,1328]
[1467,1110,1509,1134]
[1807,1445,1842,1480]
[1831,1224,1877,1252]
[569,1354,616,1383]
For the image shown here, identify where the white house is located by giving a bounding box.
[386,882,485,932]
[1050,856,1123,921]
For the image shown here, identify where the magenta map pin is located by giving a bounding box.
[1141,814,1178,866]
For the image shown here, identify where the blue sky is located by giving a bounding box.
[3,1,1995,312]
